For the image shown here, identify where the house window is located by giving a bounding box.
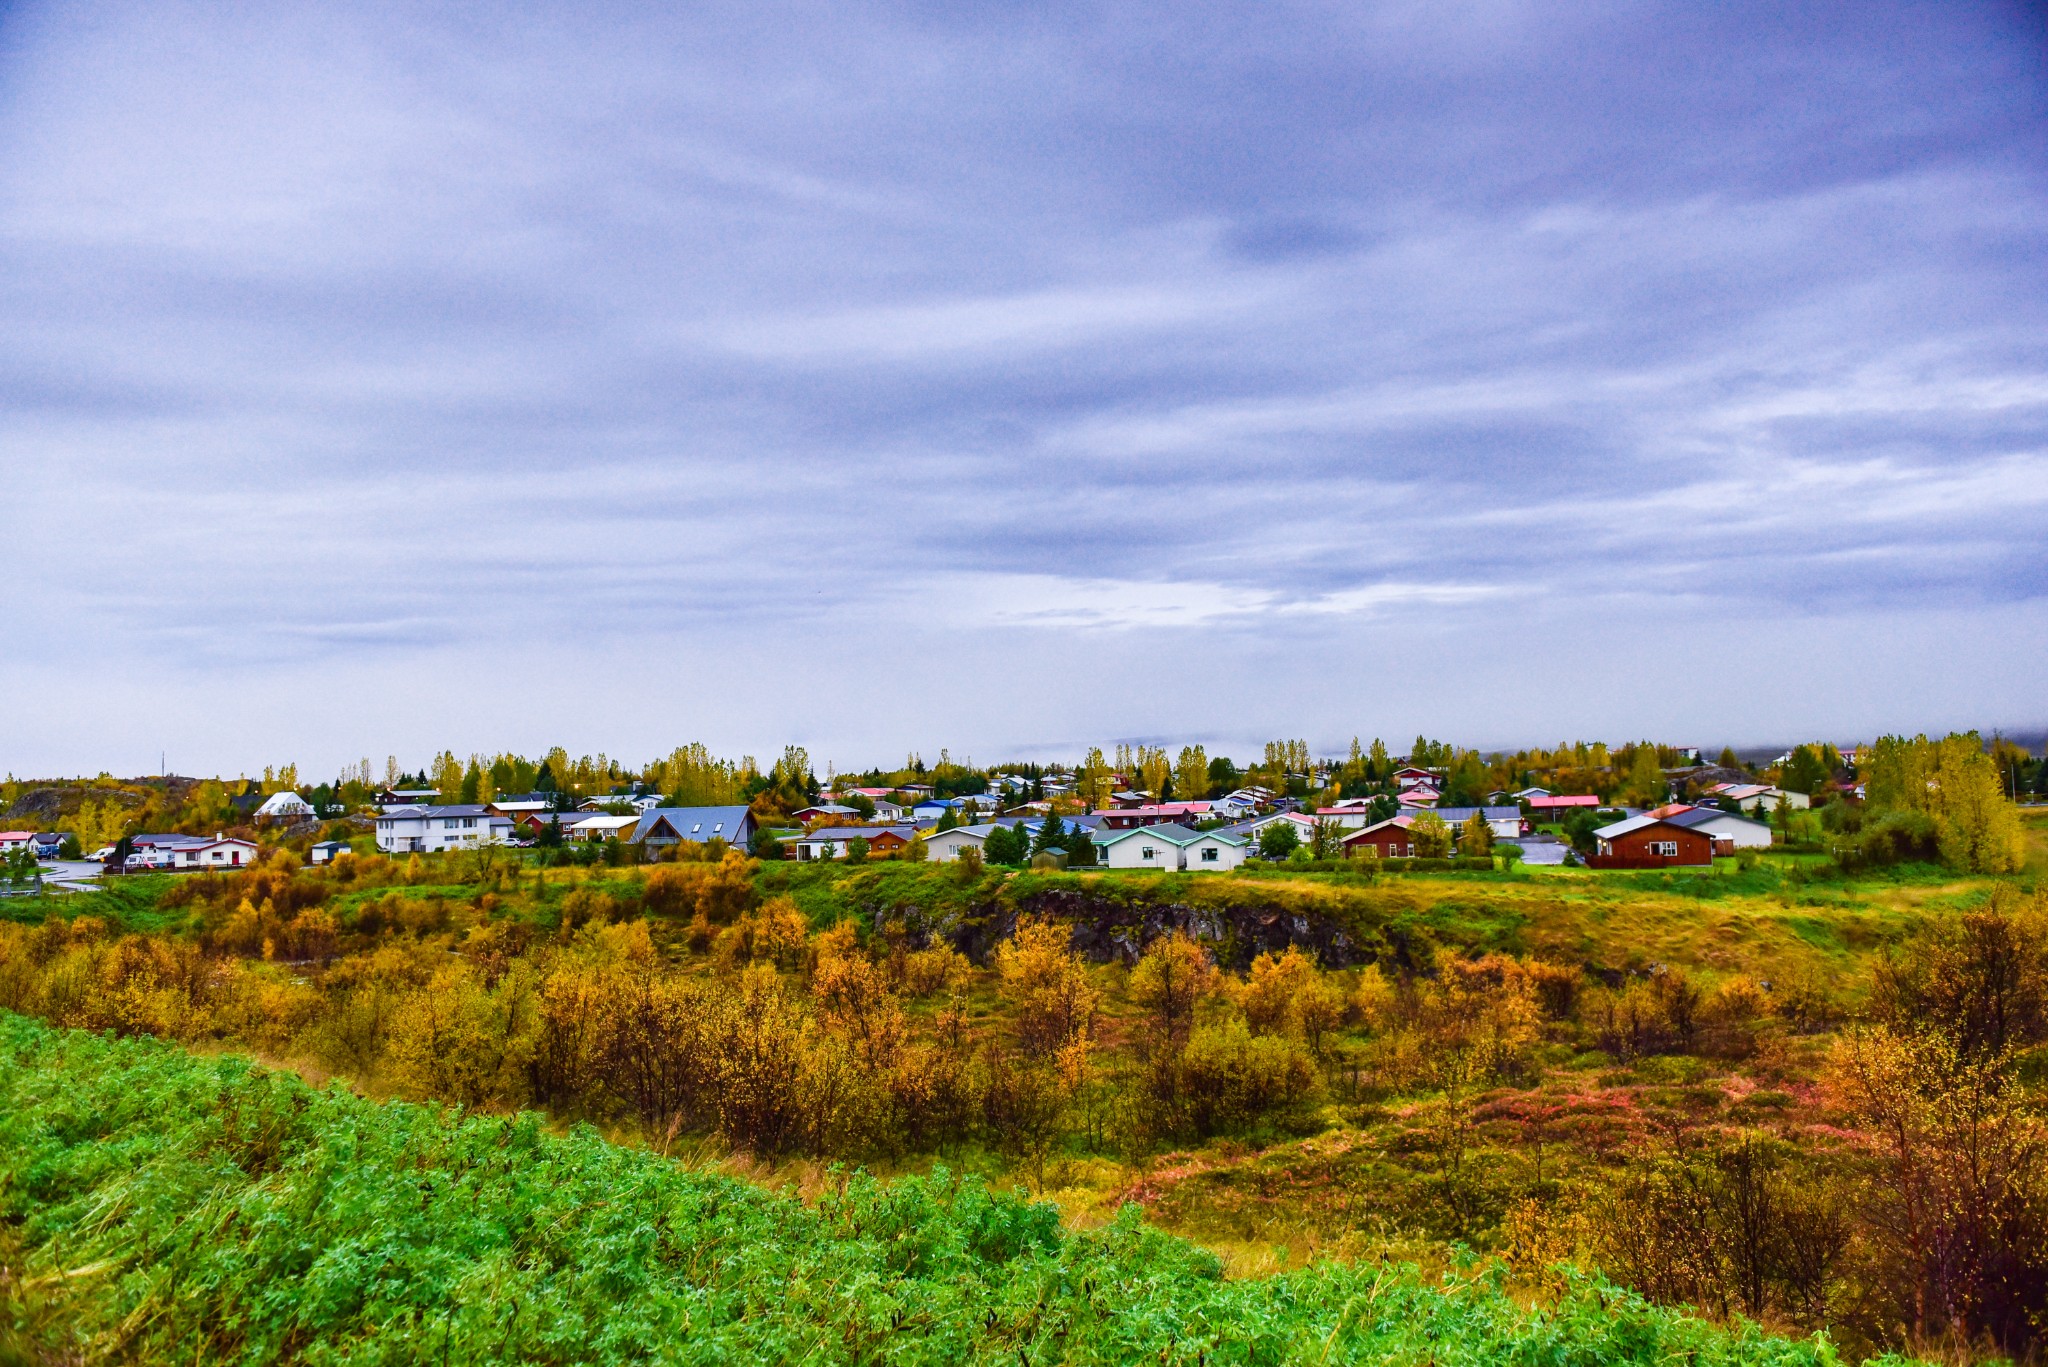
[1201,847,1218,862]
[1648,841,1678,857]
[1141,847,1156,861]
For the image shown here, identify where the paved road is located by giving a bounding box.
[38,859,106,891]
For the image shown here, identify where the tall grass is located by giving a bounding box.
[0,1010,1860,1365]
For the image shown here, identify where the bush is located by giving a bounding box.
[0,1010,1839,1366]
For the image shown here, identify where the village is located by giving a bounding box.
[0,742,1858,886]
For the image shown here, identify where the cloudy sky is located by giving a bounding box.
[2,1,2043,779]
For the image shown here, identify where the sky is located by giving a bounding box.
[1,0,2044,780]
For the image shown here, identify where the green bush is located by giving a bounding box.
[0,1011,1846,1365]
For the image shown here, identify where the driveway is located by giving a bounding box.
[38,859,106,891]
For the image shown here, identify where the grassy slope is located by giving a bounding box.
[0,1011,1857,1366]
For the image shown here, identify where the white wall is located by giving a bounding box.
[1100,835,1178,869]
[925,829,986,863]
[1184,837,1243,871]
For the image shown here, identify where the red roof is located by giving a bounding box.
[1528,794,1600,809]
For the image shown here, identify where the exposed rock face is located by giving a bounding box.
[862,879,1401,972]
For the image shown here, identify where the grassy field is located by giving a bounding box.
[0,1009,1862,1366]
[2,837,2040,1360]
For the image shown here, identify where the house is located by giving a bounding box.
[925,823,996,863]
[1342,815,1417,858]
[566,813,641,842]
[1395,787,1441,808]
[632,806,758,850]
[488,795,557,819]
[31,832,74,858]
[254,790,316,824]
[1312,806,1378,830]
[1392,767,1439,788]
[789,825,917,861]
[911,798,964,822]
[374,805,514,854]
[120,834,260,871]
[1214,811,1315,846]
[0,832,35,853]
[1433,806,1526,840]
[309,840,352,864]
[1588,814,1717,868]
[1093,823,1245,871]
[1512,787,1552,801]
[376,787,441,810]
[1527,794,1602,819]
[1097,802,1213,831]
[1660,804,1773,850]
[792,803,863,824]
[1709,783,1809,813]
[578,794,663,813]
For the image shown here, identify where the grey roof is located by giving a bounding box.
[1664,806,1769,832]
[1433,806,1522,822]
[790,824,918,842]
[1096,822,1244,848]
[631,806,756,842]
[379,803,498,819]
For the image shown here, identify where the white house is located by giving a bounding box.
[1710,783,1810,813]
[1664,806,1774,849]
[254,790,315,823]
[925,823,995,863]
[1434,806,1526,840]
[309,840,352,864]
[171,837,261,870]
[564,813,641,842]
[0,831,34,853]
[1094,823,1246,871]
[375,804,513,854]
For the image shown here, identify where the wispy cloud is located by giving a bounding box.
[0,0,2042,772]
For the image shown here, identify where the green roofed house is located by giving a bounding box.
[1092,822,1246,871]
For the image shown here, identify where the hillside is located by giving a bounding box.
[0,1010,1848,1365]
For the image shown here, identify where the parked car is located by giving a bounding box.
[89,846,117,863]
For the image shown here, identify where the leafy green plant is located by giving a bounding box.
[0,1010,1850,1365]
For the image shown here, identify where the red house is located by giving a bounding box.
[1587,814,1716,868]
[1342,815,1416,858]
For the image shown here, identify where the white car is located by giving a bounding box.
[89,845,117,863]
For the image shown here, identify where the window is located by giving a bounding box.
[1200,847,1219,862]
[1141,847,1156,861]
[1648,841,1678,857]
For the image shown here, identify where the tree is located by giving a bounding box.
[1174,746,1210,800]
[1411,811,1452,859]
[1309,818,1345,861]
[1718,746,1741,768]
[1459,811,1493,857]
[845,836,870,864]
[1623,744,1666,807]
[1129,932,1218,1055]
[1206,754,1239,792]
[1032,812,1065,855]
[1782,745,1829,796]
[1257,821,1300,861]
[1929,734,2026,874]
[934,806,959,832]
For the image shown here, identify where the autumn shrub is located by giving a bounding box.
[1172,1018,1319,1136]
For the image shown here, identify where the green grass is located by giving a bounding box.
[0,874,186,932]
[0,1011,1862,1366]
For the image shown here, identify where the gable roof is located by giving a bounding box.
[1433,806,1522,823]
[1593,813,1703,840]
[790,825,917,843]
[631,806,755,843]
[1528,794,1602,810]
[1095,822,1244,848]
[1662,805,1770,832]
